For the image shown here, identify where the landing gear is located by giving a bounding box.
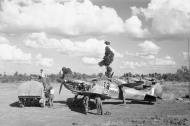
[95,97,103,115]
[77,95,103,115]
[121,87,126,104]
[83,96,89,114]
[74,94,78,102]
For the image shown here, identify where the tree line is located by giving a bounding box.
[122,66,190,82]
[0,66,190,83]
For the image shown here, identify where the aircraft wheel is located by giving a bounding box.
[83,96,89,114]
[95,97,103,115]
[148,101,153,104]
[122,87,126,104]
[72,94,78,107]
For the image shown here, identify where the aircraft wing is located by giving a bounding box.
[114,78,145,89]
[72,90,112,99]
[121,82,144,88]
[59,79,111,99]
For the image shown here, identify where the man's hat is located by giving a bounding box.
[105,41,111,45]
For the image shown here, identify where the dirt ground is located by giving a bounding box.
[0,82,190,126]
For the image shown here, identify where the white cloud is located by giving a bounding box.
[125,51,136,57]
[137,53,155,59]
[35,54,54,68]
[0,43,32,63]
[124,16,149,38]
[138,40,160,55]
[125,51,155,59]
[149,56,176,66]
[82,57,100,65]
[165,56,172,60]
[183,52,187,59]
[0,36,9,44]
[24,32,123,59]
[0,0,124,35]
[182,52,189,60]
[125,40,159,60]
[0,0,149,38]
[0,36,32,63]
[25,32,61,49]
[121,55,176,71]
[121,61,147,69]
[137,0,190,36]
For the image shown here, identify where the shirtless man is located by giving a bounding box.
[40,69,47,90]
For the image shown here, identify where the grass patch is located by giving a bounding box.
[162,81,189,100]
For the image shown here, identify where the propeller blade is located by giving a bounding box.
[59,82,63,94]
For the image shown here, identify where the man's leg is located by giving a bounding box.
[51,94,54,107]
[42,78,47,90]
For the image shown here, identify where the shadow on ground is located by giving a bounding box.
[103,100,154,105]
[54,97,155,115]
[129,100,154,105]
[10,101,20,107]
[53,100,67,104]
[10,101,42,107]
[55,98,97,114]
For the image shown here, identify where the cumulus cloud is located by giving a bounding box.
[149,56,176,66]
[0,36,9,44]
[124,40,175,69]
[0,0,124,35]
[24,32,123,64]
[125,40,159,59]
[0,35,32,63]
[125,51,155,60]
[0,0,149,38]
[0,43,32,63]
[35,54,54,68]
[124,16,149,38]
[135,0,190,36]
[138,40,160,55]
[136,40,159,59]
[82,57,100,65]
[121,55,176,70]
[121,61,147,69]
[182,52,189,60]
[25,32,61,49]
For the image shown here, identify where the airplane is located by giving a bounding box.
[58,77,162,115]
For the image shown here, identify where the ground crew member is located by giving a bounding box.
[40,69,47,90]
[48,86,54,107]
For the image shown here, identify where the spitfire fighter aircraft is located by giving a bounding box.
[58,77,162,115]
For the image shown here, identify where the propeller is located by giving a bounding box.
[59,79,66,94]
[59,83,63,94]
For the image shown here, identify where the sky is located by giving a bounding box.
[0,0,190,75]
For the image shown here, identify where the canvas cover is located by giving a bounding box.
[18,81,44,97]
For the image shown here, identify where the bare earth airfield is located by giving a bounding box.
[1,0,190,126]
[0,82,190,126]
